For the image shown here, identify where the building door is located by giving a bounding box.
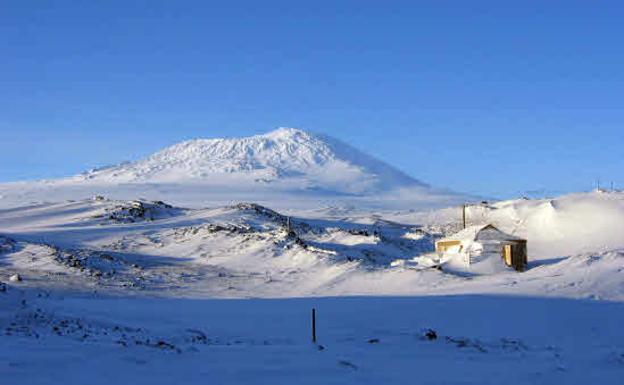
[502,244,512,266]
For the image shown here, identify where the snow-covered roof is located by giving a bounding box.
[438,224,525,244]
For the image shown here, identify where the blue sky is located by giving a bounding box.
[1,0,622,197]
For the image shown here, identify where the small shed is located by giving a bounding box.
[435,224,527,272]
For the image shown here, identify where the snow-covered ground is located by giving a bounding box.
[2,291,623,385]
[2,191,622,300]
[1,129,623,384]
[1,190,624,384]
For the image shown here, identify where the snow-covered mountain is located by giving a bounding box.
[4,133,620,385]
[0,128,466,210]
[81,128,424,194]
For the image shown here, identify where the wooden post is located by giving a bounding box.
[312,308,316,343]
[462,204,467,229]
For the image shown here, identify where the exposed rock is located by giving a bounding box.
[422,328,438,340]
[234,203,287,224]
[99,200,182,223]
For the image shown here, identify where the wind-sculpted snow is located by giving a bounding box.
[1,191,624,299]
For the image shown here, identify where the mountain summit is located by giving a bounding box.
[0,128,466,210]
[82,128,426,195]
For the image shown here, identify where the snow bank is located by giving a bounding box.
[472,190,624,258]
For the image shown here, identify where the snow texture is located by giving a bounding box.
[0,128,623,384]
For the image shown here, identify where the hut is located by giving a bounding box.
[435,224,527,272]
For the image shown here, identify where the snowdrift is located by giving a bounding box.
[465,190,624,258]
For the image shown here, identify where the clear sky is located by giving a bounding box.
[1,0,622,198]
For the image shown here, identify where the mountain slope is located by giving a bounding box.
[81,128,424,194]
[0,128,468,210]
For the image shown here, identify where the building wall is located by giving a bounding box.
[435,240,461,253]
